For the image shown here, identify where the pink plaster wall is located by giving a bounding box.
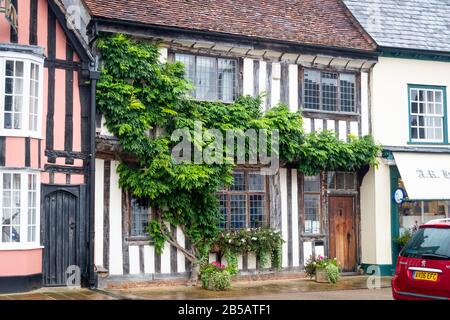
[17,0,30,45]
[37,0,48,56]
[53,69,66,153]
[5,137,25,167]
[73,71,81,152]
[0,10,10,42]
[0,249,42,276]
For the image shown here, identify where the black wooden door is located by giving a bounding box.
[41,185,87,287]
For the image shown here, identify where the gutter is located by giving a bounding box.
[88,17,379,61]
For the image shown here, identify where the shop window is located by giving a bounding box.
[217,171,268,230]
[399,200,450,235]
[175,53,237,103]
[1,55,43,137]
[303,175,321,234]
[130,197,150,237]
[0,171,40,247]
[327,172,356,190]
[409,85,447,143]
[303,70,356,113]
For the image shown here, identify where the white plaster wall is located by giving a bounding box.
[109,161,124,275]
[360,163,392,266]
[271,62,281,107]
[279,168,289,268]
[243,58,254,96]
[361,72,370,136]
[94,159,104,267]
[371,57,450,147]
[291,169,299,267]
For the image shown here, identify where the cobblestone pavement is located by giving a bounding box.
[0,276,392,300]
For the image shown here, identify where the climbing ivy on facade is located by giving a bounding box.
[95,34,380,282]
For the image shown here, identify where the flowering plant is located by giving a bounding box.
[305,255,341,283]
[200,261,231,291]
[213,227,284,271]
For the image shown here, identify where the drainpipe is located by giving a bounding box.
[88,63,101,288]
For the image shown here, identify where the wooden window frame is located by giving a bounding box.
[169,50,240,104]
[301,173,323,236]
[217,169,270,230]
[301,67,360,116]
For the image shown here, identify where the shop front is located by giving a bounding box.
[389,151,450,272]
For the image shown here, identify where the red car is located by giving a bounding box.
[392,219,450,300]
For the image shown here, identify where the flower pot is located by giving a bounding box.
[315,268,330,283]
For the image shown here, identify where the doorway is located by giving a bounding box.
[41,185,88,286]
[328,196,357,272]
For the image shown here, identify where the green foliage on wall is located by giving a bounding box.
[96,34,381,278]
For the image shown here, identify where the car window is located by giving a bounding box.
[400,228,450,259]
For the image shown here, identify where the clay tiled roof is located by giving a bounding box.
[83,0,376,52]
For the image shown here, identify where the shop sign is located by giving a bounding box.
[393,188,406,204]
[0,0,18,33]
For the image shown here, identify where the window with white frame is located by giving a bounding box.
[409,86,447,143]
[0,171,40,246]
[1,54,43,136]
[303,69,356,113]
[175,53,238,103]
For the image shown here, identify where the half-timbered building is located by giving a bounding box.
[81,0,379,286]
[0,0,96,293]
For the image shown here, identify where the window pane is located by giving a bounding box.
[304,194,320,234]
[2,226,10,242]
[250,195,265,228]
[15,61,24,77]
[217,194,227,229]
[304,70,320,110]
[195,56,217,101]
[321,72,338,111]
[230,194,246,229]
[130,197,149,236]
[175,53,195,97]
[336,172,345,189]
[248,173,264,191]
[218,59,236,103]
[230,172,245,191]
[304,175,320,192]
[5,60,14,76]
[340,74,355,112]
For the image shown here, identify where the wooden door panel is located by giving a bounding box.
[42,185,87,287]
[328,196,356,272]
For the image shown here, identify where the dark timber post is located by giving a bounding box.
[88,68,101,288]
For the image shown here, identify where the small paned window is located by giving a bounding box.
[303,175,321,234]
[409,86,447,143]
[304,70,356,113]
[175,53,237,103]
[217,171,268,230]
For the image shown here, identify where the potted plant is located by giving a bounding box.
[394,223,419,250]
[200,262,232,291]
[305,255,341,284]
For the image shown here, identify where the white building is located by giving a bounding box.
[345,0,450,275]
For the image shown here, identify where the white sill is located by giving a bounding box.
[0,244,44,251]
[0,131,43,139]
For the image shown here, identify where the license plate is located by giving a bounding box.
[414,271,438,282]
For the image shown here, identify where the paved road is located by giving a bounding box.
[227,288,393,300]
[0,276,393,300]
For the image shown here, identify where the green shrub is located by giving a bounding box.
[325,264,340,284]
[200,262,231,291]
[304,255,341,283]
[208,271,231,291]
